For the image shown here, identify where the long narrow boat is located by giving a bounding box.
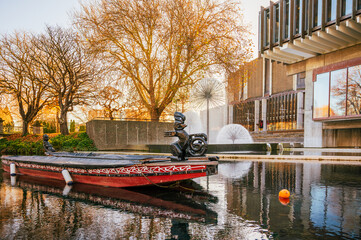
[1,112,218,188]
[1,153,218,188]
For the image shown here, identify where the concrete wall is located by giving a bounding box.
[86,120,174,150]
[323,129,361,147]
[247,58,263,98]
[272,62,293,93]
[303,69,323,147]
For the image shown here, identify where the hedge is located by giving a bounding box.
[0,132,97,155]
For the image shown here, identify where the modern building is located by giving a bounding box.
[230,0,361,147]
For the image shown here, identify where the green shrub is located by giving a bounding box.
[49,133,97,152]
[0,132,97,155]
[0,138,44,155]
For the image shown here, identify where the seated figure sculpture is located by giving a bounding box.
[165,112,208,161]
[43,134,56,154]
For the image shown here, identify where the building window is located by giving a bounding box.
[284,0,290,39]
[342,0,352,16]
[266,92,298,131]
[233,101,255,131]
[294,0,301,34]
[314,72,330,118]
[304,0,309,32]
[327,0,337,22]
[297,72,306,89]
[313,60,361,120]
[264,9,270,46]
[347,65,361,115]
[330,69,347,116]
[264,59,270,96]
[274,3,280,43]
[314,0,323,27]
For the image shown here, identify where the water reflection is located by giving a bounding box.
[1,161,361,239]
[203,161,361,239]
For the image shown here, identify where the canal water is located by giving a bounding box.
[1,161,360,239]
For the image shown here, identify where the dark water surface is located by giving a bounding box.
[1,161,361,239]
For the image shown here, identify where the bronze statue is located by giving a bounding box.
[165,112,208,161]
[43,134,56,154]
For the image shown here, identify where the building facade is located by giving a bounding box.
[230,0,361,147]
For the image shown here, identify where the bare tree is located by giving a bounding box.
[0,33,51,135]
[32,26,98,135]
[96,86,124,120]
[74,0,252,121]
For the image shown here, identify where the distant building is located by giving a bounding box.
[229,0,361,147]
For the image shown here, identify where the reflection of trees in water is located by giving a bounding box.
[329,65,361,116]
[347,65,361,115]
[330,70,347,116]
[0,186,87,239]
[16,190,86,239]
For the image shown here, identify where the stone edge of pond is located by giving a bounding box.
[78,151,361,164]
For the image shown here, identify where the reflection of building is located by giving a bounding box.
[223,162,361,239]
[229,0,361,147]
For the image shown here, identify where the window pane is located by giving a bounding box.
[342,0,352,15]
[265,59,270,95]
[297,72,306,89]
[265,9,270,46]
[284,0,290,39]
[274,4,279,43]
[314,0,323,27]
[330,69,347,116]
[314,72,330,118]
[327,0,337,22]
[295,0,301,34]
[347,65,361,115]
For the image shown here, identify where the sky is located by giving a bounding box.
[0,0,270,59]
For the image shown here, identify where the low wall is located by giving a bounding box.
[86,119,174,150]
[148,143,278,154]
[323,128,361,147]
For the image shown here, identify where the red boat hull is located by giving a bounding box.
[2,159,217,188]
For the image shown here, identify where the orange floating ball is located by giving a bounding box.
[278,197,290,205]
[279,189,290,198]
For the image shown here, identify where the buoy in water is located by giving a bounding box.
[279,196,290,205]
[279,189,290,198]
[10,163,16,176]
[62,169,73,185]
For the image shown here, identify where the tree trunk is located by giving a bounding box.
[22,120,29,136]
[59,111,69,135]
[149,108,161,121]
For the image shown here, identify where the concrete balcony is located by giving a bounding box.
[259,0,361,64]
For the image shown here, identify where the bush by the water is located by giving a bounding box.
[0,132,97,155]
[49,132,97,152]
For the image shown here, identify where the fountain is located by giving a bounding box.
[184,111,204,134]
[216,124,253,144]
